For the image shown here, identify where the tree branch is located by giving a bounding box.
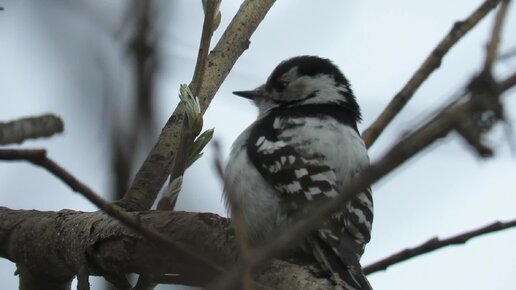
[362,0,503,148]
[500,72,516,92]
[364,219,516,275]
[0,149,222,278]
[0,206,337,289]
[0,114,64,145]
[484,0,510,69]
[158,0,221,210]
[191,0,220,97]
[120,0,277,211]
[362,1,515,277]
[0,207,234,288]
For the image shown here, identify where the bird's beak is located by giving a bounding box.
[233,85,265,100]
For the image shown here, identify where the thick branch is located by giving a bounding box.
[364,219,516,274]
[0,149,221,276]
[121,0,277,211]
[0,207,335,289]
[0,207,234,289]
[362,0,502,148]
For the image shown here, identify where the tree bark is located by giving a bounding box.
[0,206,335,289]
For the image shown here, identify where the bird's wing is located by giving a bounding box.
[247,114,373,289]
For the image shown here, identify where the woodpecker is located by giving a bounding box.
[224,55,373,289]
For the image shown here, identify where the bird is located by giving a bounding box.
[223,55,373,289]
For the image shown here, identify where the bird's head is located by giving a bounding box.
[233,55,361,120]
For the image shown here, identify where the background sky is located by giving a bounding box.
[0,1,515,289]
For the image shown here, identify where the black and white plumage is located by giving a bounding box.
[224,56,373,289]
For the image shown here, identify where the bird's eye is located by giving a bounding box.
[277,81,288,91]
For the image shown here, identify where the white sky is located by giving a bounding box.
[0,1,515,289]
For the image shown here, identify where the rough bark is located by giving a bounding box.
[0,206,335,289]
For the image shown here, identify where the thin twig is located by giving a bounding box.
[484,0,510,70]
[362,0,503,148]
[500,72,516,91]
[191,0,220,97]
[0,149,223,277]
[0,114,64,145]
[364,219,516,274]
[158,0,220,210]
[121,0,277,211]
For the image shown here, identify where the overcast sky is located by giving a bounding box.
[0,1,515,289]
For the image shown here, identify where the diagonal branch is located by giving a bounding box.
[362,0,503,148]
[206,57,516,290]
[158,0,221,210]
[191,0,221,97]
[500,72,516,91]
[0,149,222,278]
[364,219,516,274]
[120,0,277,211]
[484,0,510,70]
[206,3,515,285]
[362,1,515,276]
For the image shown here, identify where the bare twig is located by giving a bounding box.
[0,114,64,145]
[484,0,510,70]
[120,0,277,211]
[362,0,503,148]
[191,0,221,97]
[364,219,516,274]
[158,0,220,210]
[500,72,516,91]
[0,149,222,278]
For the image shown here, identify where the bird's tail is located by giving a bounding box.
[308,234,372,290]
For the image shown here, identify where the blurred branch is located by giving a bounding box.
[0,149,222,280]
[110,0,158,200]
[206,7,515,284]
[498,46,516,61]
[120,0,277,211]
[364,7,516,274]
[130,0,157,129]
[211,139,225,181]
[362,0,503,148]
[484,0,510,69]
[364,219,516,275]
[500,72,516,91]
[0,114,63,145]
[208,74,516,290]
